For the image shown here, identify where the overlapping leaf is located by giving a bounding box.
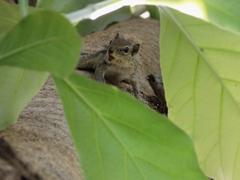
[0,1,48,130]
[0,10,81,78]
[160,7,240,180]
[54,73,207,180]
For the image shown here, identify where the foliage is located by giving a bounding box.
[146,5,160,20]
[0,0,48,129]
[155,0,240,34]
[65,0,240,34]
[76,7,132,36]
[1,0,240,180]
[0,10,81,77]
[0,0,20,38]
[55,73,206,180]
[160,7,240,180]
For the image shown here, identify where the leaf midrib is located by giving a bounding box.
[63,78,147,180]
[162,8,240,110]
[162,7,240,179]
[0,37,59,62]
[162,8,240,123]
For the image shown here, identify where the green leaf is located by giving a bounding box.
[76,7,132,36]
[148,0,240,34]
[0,1,48,130]
[0,0,20,38]
[38,0,104,13]
[61,0,240,34]
[160,7,240,180]
[0,66,48,130]
[40,0,240,34]
[54,73,207,180]
[146,5,160,20]
[145,0,240,34]
[0,10,81,78]
[201,0,240,34]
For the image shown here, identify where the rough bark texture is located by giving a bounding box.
[0,18,162,180]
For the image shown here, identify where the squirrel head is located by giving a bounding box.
[107,33,140,62]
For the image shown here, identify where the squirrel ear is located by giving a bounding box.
[132,43,140,55]
[114,33,120,39]
[109,40,112,45]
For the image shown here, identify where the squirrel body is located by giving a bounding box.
[78,33,140,97]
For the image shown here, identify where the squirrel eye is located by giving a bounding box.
[122,47,129,53]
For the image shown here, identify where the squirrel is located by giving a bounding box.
[77,33,141,98]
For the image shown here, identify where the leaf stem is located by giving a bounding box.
[19,0,28,17]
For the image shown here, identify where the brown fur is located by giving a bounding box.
[78,33,140,97]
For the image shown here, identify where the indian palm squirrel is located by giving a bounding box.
[77,33,140,98]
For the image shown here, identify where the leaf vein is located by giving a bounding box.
[64,79,147,180]
[0,37,59,62]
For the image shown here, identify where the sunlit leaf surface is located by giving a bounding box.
[160,7,240,180]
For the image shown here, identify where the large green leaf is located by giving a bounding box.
[0,1,48,130]
[160,7,240,180]
[0,10,81,78]
[54,73,207,180]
